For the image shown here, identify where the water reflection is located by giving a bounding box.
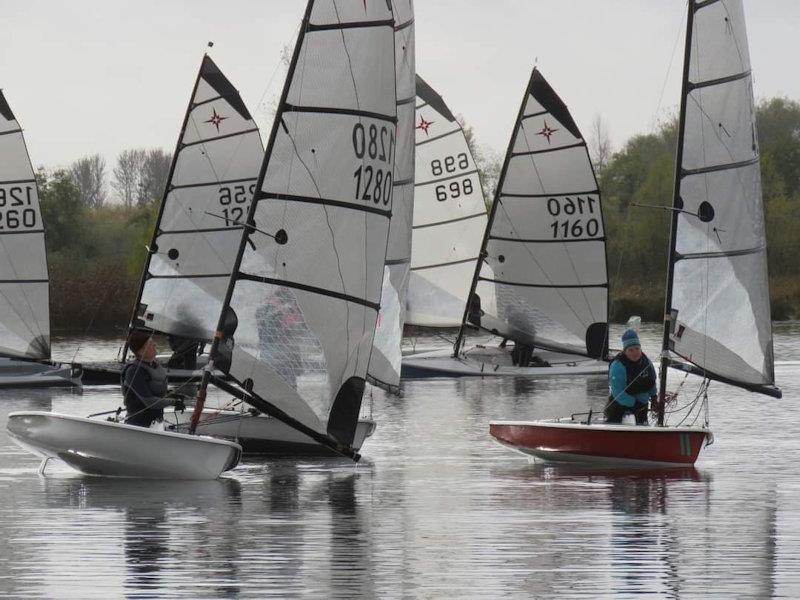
[0,326,798,597]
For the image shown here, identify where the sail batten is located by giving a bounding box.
[455,68,608,359]
[660,0,778,398]
[0,90,51,360]
[130,55,264,344]
[406,75,490,328]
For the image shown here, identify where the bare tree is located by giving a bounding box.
[589,114,613,172]
[137,148,172,205]
[70,154,107,208]
[111,149,146,207]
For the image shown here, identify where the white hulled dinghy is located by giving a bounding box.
[403,68,610,378]
[7,411,241,479]
[0,90,80,388]
[180,0,399,460]
[492,0,779,465]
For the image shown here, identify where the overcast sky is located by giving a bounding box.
[2,1,799,172]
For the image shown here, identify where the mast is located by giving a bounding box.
[453,69,535,357]
[191,0,397,460]
[658,0,695,427]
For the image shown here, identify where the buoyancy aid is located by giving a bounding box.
[612,351,656,396]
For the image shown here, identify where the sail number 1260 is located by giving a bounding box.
[352,122,393,206]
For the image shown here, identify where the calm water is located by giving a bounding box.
[1,324,799,598]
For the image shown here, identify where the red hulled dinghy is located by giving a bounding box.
[490,420,711,466]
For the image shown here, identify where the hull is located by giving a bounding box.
[0,359,81,389]
[402,346,607,378]
[165,409,377,456]
[490,420,711,466]
[7,411,241,479]
[81,360,222,386]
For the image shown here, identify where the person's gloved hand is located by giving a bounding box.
[173,398,187,413]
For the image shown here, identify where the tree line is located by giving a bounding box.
[38,96,800,335]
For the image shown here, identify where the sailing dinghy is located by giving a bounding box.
[7,411,241,479]
[0,90,80,388]
[403,68,610,378]
[183,0,398,460]
[492,0,779,466]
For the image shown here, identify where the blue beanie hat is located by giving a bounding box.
[621,329,640,349]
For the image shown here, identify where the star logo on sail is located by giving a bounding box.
[205,108,228,133]
[536,120,559,144]
[416,116,434,135]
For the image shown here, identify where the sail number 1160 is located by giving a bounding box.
[547,195,600,239]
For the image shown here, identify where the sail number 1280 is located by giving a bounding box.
[352,123,394,206]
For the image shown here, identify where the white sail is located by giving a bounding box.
[666,0,777,394]
[463,69,608,359]
[406,75,490,328]
[0,91,50,359]
[367,0,415,391]
[134,55,264,342]
[216,0,397,446]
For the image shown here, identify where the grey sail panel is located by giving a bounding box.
[218,0,397,443]
[407,75,490,328]
[0,91,50,359]
[667,0,777,391]
[136,55,264,342]
[467,69,608,358]
[367,0,415,390]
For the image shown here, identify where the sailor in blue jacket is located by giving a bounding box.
[605,329,657,425]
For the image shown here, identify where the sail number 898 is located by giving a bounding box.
[435,178,473,202]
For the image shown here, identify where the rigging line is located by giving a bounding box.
[651,6,687,130]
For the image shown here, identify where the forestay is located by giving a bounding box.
[665,0,778,395]
[406,75,490,327]
[367,0,415,391]
[0,91,50,359]
[133,55,263,342]
[460,68,608,359]
[215,0,397,446]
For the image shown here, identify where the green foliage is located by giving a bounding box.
[602,99,800,321]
